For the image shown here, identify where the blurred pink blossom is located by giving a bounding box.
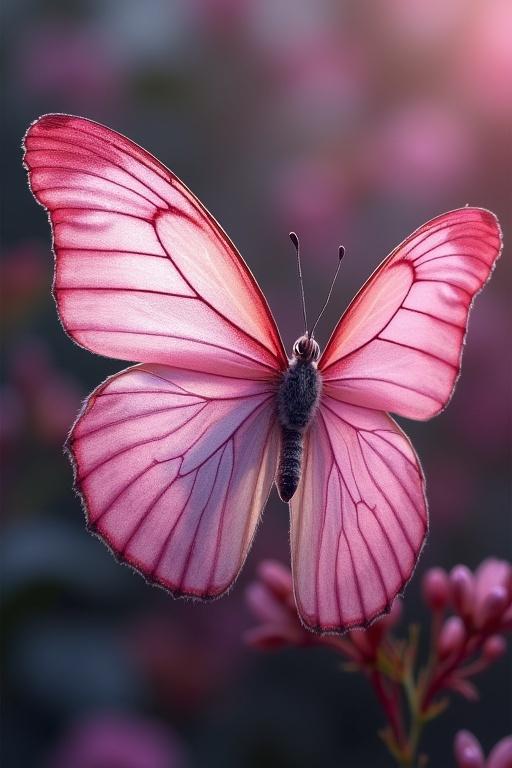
[244,560,312,649]
[47,712,187,768]
[451,0,512,122]
[422,566,450,612]
[362,102,475,199]
[437,615,467,660]
[449,559,512,633]
[128,602,244,715]
[425,452,476,528]
[0,242,48,326]
[454,730,512,768]
[375,0,466,51]
[16,23,124,111]
[189,0,251,32]
[272,160,348,257]
[448,295,511,457]
[274,35,367,120]
[0,386,25,458]
[7,338,82,445]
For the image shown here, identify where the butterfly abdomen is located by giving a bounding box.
[277,359,321,502]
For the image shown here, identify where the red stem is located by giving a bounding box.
[370,669,406,749]
[420,633,485,712]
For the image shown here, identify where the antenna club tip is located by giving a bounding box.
[289,231,299,246]
[338,245,345,261]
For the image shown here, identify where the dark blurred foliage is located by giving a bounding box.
[1,1,511,766]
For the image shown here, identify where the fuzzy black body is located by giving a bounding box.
[277,358,321,502]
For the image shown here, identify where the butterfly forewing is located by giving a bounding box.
[319,208,502,420]
[23,114,287,379]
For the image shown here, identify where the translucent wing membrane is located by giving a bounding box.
[69,365,279,597]
[291,397,427,632]
[23,114,286,378]
[320,208,502,419]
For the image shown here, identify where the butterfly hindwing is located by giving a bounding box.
[290,396,427,631]
[69,364,280,598]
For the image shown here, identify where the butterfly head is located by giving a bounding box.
[292,334,320,363]
[289,232,345,364]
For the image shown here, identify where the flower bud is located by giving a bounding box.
[245,583,286,625]
[450,565,475,620]
[422,567,450,611]
[438,616,466,659]
[454,730,485,768]
[482,634,507,663]
[244,626,297,650]
[474,559,512,619]
[257,560,293,599]
[487,735,512,768]
[501,606,512,631]
[477,585,509,630]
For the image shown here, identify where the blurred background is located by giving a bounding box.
[2,1,511,766]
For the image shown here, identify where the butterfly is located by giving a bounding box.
[23,114,502,633]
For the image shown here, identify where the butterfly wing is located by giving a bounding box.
[290,396,427,632]
[23,114,287,379]
[319,208,502,419]
[69,364,279,597]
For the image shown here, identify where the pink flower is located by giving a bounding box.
[47,712,187,768]
[454,730,512,768]
[244,560,311,649]
[422,566,450,612]
[437,616,466,660]
[449,559,512,633]
[246,559,511,767]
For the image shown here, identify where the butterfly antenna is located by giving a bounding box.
[290,232,308,335]
[310,246,345,338]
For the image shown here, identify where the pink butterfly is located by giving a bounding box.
[23,114,502,633]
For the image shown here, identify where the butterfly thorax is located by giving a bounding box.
[276,336,321,502]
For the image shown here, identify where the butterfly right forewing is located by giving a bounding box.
[319,208,502,420]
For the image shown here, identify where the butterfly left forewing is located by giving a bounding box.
[23,114,287,379]
[69,364,280,598]
[290,396,427,633]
